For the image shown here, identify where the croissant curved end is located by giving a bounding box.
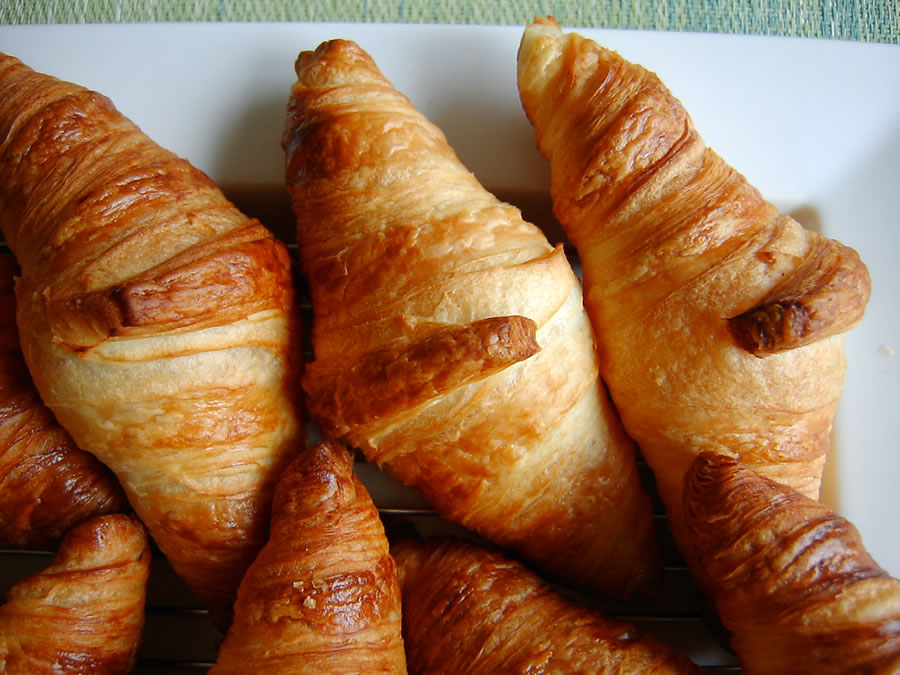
[44,222,293,352]
[303,315,540,438]
[728,241,871,357]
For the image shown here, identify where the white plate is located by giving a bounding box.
[2,16,898,634]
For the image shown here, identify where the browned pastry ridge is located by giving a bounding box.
[0,513,151,674]
[393,536,701,674]
[0,53,303,624]
[212,440,406,674]
[0,252,125,549]
[684,452,900,674]
[283,38,660,600]
[516,17,870,555]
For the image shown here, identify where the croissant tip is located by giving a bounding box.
[529,15,561,29]
[293,38,381,89]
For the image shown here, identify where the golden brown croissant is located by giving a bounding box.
[0,252,126,549]
[212,440,406,674]
[0,53,302,623]
[283,38,660,600]
[393,536,701,674]
[683,451,900,674]
[0,513,150,673]
[516,17,870,551]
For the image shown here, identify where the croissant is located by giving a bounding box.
[0,252,125,549]
[683,451,900,674]
[212,440,406,674]
[516,18,870,553]
[392,536,700,674]
[283,38,659,600]
[0,513,150,674]
[0,53,302,623]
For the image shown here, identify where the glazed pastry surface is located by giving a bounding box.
[0,513,150,674]
[684,452,900,674]
[0,53,302,623]
[213,440,406,674]
[284,38,660,598]
[516,17,870,552]
[0,253,125,549]
[394,536,701,674]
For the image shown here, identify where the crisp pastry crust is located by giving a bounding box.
[284,38,660,599]
[304,315,540,437]
[0,53,303,624]
[212,440,406,674]
[0,253,125,549]
[393,536,701,674]
[0,513,150,674]
[516,17,870,556]
[684,452,900,675]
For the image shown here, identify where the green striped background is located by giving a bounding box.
[3,1,898,44]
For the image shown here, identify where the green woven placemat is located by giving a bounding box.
[2,0,899,44]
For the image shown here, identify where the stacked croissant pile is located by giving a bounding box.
[0,16,897,674]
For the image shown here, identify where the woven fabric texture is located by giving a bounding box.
[2,1,898,44]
